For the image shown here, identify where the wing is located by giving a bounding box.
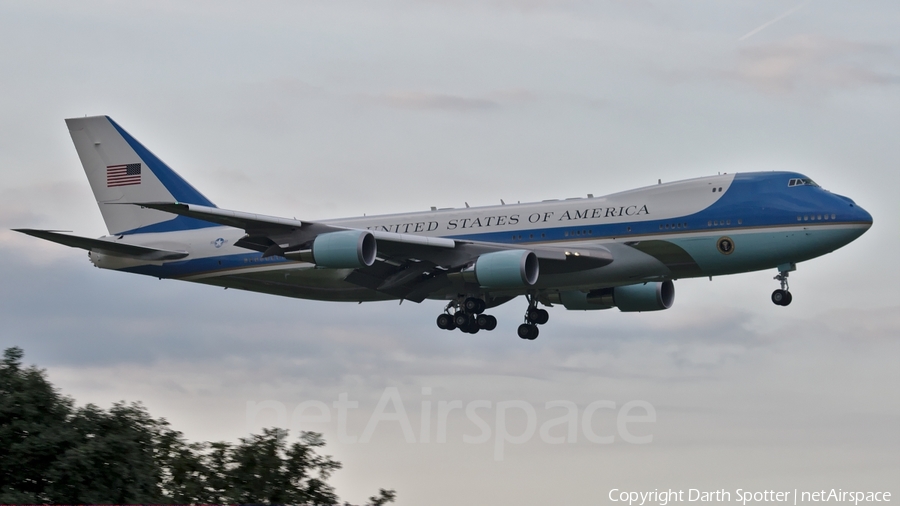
[133,202,613,301]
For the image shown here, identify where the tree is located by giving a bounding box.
[0,347,395,505]
[0,346,76,502]
[44,402,162,503]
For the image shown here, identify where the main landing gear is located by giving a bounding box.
[517,295,549,341]
[436,297,497,334]
[771,263,795,306]
[435,295,550,339]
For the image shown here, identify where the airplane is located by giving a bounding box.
[15,116,873,340]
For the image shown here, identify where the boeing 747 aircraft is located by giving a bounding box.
[16,116,873,340]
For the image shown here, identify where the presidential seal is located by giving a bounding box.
[717,236,735,255]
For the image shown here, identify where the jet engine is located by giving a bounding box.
[556,280,674,312]
[471,249,539,288]
[311,230,377,268]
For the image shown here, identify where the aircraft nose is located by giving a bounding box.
[832,193,873,228]
[842,201,873,237]
[856,205,873,228]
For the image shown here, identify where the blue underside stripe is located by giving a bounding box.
[123,252,289,278]
[122,221,863,280]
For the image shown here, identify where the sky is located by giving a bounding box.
[0,1,898,504]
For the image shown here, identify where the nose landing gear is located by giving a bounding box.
[772,263,795,306]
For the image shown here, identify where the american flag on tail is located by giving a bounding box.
[106,163,141,187]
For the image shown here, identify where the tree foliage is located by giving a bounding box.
[0,347,394,505]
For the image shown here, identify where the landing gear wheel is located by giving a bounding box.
[526,307,549,325]
[464,297,486,314]
[477,314,497,331]
[771,289,792,306]
[517,323,539,340]
[454,313,471,328]
[436,314,454,330]
[772,264,795,307]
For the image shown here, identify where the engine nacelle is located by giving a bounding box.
[556,290,613,311]
[556,280,675,312]
[614,281,674,312]
[312,230,377,268]
[473,249,539,288]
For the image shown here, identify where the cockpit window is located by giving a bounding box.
[788,178,819,188]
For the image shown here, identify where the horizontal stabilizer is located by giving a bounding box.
[13,229,189,261]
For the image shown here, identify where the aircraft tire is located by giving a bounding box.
[517,323,538,340]
[771,289,791,306]
[464,297,485,314]
[477,314,498,331]
[436,314,453,330]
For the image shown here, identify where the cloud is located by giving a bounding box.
[0,180,94,229]
[724,35,900,94]
[356,88,546,113]
[368,91,502,112]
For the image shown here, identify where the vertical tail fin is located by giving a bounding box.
[66,116,218,235]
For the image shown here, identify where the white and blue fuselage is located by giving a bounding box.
[90,172,871,302]
[18,116,872,337]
